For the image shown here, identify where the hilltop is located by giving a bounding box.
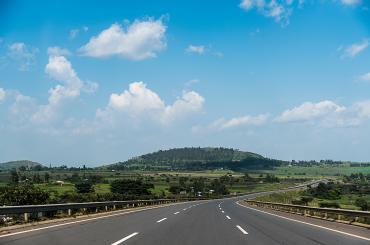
[0,160,44,170]
[107,147,284,171]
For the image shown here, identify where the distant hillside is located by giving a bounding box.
[108,147,285,171]
[0,160,43,170]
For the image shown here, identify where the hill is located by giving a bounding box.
[0,160,44,170]
[108,147,285,171]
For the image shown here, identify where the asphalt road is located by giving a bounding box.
[0,194,369,245]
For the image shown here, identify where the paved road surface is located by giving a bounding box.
[0,194,369,245]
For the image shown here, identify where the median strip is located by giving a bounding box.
[111,232,139,245]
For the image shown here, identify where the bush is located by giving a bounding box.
[318,201,340,208]
[0,184,49,205]
[355,198,369,211]
[75,182,94,193]
[110,179,153,196]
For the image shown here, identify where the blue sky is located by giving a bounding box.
[1,0,370,166]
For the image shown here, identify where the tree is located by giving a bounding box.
[75,182,94,193]
[44,172,50,183]
[110,179,153,196]
[355,198,369,211]
[209,179,229,195]
[0,184,49,205]
[10,170,19,183]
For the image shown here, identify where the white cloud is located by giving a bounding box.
[31,52,97,123]
[97,82,204,124]
[359,72,370,82]
[341,0,361,5]
[0,88,6,103]
[185,45,205,54]
[69,26,89,40]
[239,0,293,25]
[275,100,345,123]
[79,18,167,60]
[47,46,71,56]
[7,42,38,71]
[107,82,164,112]
[341,39,368,58]
[211,114,269,130]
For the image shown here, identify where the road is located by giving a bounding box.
[0,194,369,245]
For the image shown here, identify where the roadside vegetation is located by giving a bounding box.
[256,173,370,211]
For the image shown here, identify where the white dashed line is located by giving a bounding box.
[221,210,225,213]
[174,212,180,215]
[111,232,139,245]
[156,218,167,223]
[226,216,231,220]
[236,225,248,235]
[183,208,187,211]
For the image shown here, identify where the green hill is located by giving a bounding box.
[0,160,44,170]
[108,147,284,171]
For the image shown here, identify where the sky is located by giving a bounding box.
[1,0,370,166]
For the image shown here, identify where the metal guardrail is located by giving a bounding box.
[244,200,370,227]
[0,198,202,222]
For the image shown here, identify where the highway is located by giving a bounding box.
[0,194,369,245]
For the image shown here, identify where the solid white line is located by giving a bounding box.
[156,218,167,223]
[174,212,180,215]
[226,216,231,220]
[236,201,370,242]
[0,201,187,238]
[236,225,248,235]
[111,232,139,245]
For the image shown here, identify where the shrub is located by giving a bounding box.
[110,179,153,196]
[75,182,94,193]
[318,201,340,208]
[0,184,49,205]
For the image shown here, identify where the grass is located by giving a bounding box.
[261,165,370,178]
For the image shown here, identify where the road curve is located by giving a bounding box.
[0,194,369,245]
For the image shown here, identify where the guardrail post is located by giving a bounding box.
[68,209,72,216]
[113,205,116,210]
[337,214,342,221]
[105,206,108,211]
[324,212,328,219]
[24,213,29,222]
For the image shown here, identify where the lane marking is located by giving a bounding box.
[156,218,167,223]
[226,216,231,220]
[221,210,225,213]
[236,201,370,242]
[0,201,197,239]
[236,225,248,235]
[174,212,180,215]
[111,232,139,245]
[183,208,187,211]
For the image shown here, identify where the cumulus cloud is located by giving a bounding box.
[275,100,345,123]
[97,81,204,124]
[239,0,295,25]
[185,45,205,55]
[341,39,368,58]
[211,114,269,130]
[7,42,38,71]
[0,88,6,103]
[359,72,370,82]
[79,18,167,60]
[30,52,98,123]
[47,46,71,56]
